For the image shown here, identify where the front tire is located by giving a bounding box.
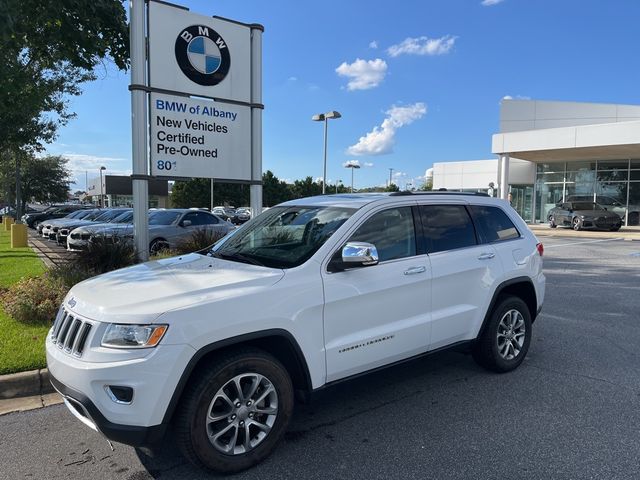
[473,296,532,373]
[572,217,582,231]
[174,348,294,474]
[549,216,557,228]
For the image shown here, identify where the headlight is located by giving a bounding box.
[101,324,168,349]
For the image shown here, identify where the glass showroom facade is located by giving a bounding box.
[533,159,640,225]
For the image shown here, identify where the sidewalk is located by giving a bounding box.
[528,223,640,241]
[0,369,62,415]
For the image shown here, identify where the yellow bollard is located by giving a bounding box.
[3,216,15,231]
[11,223,28,248]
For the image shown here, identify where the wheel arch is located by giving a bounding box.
[477,277,538,340]
[161,329,312,425]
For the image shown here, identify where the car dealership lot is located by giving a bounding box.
[1,237,640,479]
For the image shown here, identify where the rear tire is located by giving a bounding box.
[549,216,557,228]
[473,296,532,373]
[174,348,294,474]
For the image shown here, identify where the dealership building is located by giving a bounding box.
[86,175,169,208]
[433,99,640,225]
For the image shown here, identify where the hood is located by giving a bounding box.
[79,223,133,235]
[574,209,620,218]
[65,253,284,324]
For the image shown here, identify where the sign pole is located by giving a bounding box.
[250,25,263,218]
[130,0,150,261]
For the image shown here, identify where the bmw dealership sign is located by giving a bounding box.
[148,1,252,103]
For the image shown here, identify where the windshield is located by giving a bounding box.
[149,210,181,225]
[93,209,131,223]
[573,202,604,211]
[65,210,87,219]
[211,206,354,269]
[111,211,134,223]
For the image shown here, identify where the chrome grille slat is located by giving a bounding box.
[64,319,82,351]
[51,306,93,357]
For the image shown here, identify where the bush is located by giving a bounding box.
[75,234,139,274]
[2,274,67,326]
[49,263,94,288]
[174,228,227,255]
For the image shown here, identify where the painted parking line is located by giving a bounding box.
[544,238,624,248]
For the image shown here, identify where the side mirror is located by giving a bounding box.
[342,242,379,266]
[182,219,192,227]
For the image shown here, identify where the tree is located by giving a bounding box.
[262,170,293,206]
[0,154,72,210]
[420,178,433,191]
[171,179,250,209]
[384,183,400,192]
[291,177,322,199]
[0,0,129,154]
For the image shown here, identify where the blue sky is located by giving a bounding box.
[48,0,640,191]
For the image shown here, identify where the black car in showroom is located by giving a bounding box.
[548,201,622,231]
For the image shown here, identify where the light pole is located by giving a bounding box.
[312,110,341,194]
[335,179,342,194]
[99,166,106,207]
[345,163,360,193]
[388,167,394,187]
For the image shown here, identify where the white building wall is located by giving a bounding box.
[500,99,640,133]
[433,158,535,191]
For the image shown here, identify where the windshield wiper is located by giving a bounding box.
[212,251,265,267]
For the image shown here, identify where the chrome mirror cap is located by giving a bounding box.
[342,242,379,266]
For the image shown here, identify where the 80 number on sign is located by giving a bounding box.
[156,160,177,171]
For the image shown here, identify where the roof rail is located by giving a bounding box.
[389,191,491,197]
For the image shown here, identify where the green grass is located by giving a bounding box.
[0,229,49,375]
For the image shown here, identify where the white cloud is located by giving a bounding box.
[57,153,131,188]
[387,35,457,57]
[335,58,387,91]
[369,40,378,49]
[501,94,531,102]
[287,76,298,82]
[347,103,427,156]
[481,0,505,5]
[364,162,374,167]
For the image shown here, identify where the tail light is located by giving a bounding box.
[536,242,544,256]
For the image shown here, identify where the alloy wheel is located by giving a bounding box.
[205,373,278,455]
[496,309,526,360]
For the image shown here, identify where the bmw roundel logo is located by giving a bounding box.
[175,25,231,86]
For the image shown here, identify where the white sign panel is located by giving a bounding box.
[148,0,252,103]
[150,93,251,180]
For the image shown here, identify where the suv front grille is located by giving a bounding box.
[50,308,93,357]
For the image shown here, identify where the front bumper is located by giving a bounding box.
[46,333,196,445]
[49,373,167,446]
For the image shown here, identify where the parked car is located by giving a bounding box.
[23,204,87,229]
[40,209,97,239]
[47,192,544,474]
[548,201,622,231]
[61,208,132,248]
[211,206,237,223]
[233,207,251,224]
[566,195,640,226]
[68,208,234,253]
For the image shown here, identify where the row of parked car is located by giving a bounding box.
[23,206,238,254]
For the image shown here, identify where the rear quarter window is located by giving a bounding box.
[469,205,520,243]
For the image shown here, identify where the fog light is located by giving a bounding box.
[105,385,134,404]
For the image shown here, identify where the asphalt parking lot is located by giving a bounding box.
[1,236,639,480]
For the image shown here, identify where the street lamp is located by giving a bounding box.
[99,166,106,207]
[344,162,360,193]
[335,179,342,194]
[312,110,341,194]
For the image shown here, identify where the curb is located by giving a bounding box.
[0,368,54,400]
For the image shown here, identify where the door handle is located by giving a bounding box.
[403,266,426,275]
[478,252,495,260]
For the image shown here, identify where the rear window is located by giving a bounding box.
[469,205,520,243]
[419,205,477,253]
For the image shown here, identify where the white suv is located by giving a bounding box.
[46,192,545,473]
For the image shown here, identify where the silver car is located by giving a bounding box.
[68,209,234,254]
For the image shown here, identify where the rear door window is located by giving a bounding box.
[418,205,477,253]
[469,205,520,243]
